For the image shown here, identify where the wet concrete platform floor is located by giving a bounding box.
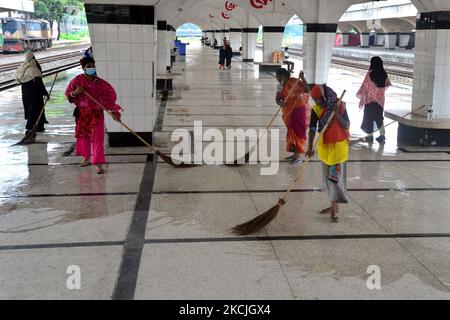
[1,43,450,299]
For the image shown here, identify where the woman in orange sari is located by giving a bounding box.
[276,68,310,164]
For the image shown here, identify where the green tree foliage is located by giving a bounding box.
[33,0,84,40]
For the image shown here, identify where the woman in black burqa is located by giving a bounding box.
[15,52,49,136]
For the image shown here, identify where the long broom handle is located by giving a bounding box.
[83,91,157,153]
[245,77,307,158]
[31,73,58,130]
[351,104,427,145]
[280,90,347,202]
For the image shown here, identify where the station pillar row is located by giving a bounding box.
[303,23,337,85]
[262,26,285,63]
[85,3,157,147]
[360,32,370,48]
[242,28,258,62]
[157,20,171,74]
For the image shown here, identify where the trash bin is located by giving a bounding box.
[178,42,187,56]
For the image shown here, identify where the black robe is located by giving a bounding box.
[21,77,49,131]
[225,46,233,67]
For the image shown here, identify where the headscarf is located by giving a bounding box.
[15,52,42,84]
[369,56,388,88]
[311,84,338,132]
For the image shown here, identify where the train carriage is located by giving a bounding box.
[1,17,52,53]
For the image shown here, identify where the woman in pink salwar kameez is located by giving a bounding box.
[356,56,391,144]
[65,57,122,174]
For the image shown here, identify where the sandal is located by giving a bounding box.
[284,154,295,161]
[96,165,105,175]
[80,160,91,167]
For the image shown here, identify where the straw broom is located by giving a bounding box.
[12,73,58,146]
[349,104,427,146]
[231,74,308,166]
[232,90,346,236]
[83,91,198,168]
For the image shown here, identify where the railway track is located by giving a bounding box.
[0,50,82,92]
[0,51,82,73]
[287,47,414,78]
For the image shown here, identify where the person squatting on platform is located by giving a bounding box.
[283,47,294,73]
[65,57,122,175]
[357,56,391,143]
[15,52,50,138]
[307,84,350,222]
[276,68,310,164]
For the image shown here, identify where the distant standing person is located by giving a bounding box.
[15,52,50,139]
[357,56,391,143]
[218,46,226,70]
[225,42,233,69]
[283,47,294,73]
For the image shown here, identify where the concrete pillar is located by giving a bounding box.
[85,3,156,146]
[242,28,258,62]
[375,33,385,46]
[384,32,398,50]
[220,29,228,45]
[341,33,350,46]
[413,12,450,118]
[214,30,221,46]
[360,32,370,48]
[303,23,337,85]
[169,25,175,52]
[229,28,242,54]
[205,30,212,45]
[157,20,170,74]
[399,32,411,47]
[262,26,285,63]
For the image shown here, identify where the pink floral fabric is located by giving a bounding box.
[357,71,391,109]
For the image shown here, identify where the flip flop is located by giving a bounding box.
[96,166,105,174]
[80,161,91,167]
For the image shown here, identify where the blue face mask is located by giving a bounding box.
[85,68,96,76]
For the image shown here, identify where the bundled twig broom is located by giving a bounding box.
[230,75,308,166]
[84,91,198,168]
[349,104,427,146]
[232,90,346,236]
[12,73,58,146]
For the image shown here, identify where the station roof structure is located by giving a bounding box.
[0,0,34,13]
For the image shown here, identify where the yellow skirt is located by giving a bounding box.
[317,137,349,166]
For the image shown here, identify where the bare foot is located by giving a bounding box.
[331,205,339,223]
[319,207,332,214]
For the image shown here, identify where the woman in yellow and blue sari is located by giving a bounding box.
[306,84,350,222]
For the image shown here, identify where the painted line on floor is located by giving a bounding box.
[3,232,450,252]
[0,241,125,251]
[141,233,450,245]
[0,192,138,199]
[152,187,450,195]
[112,90,169,300]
